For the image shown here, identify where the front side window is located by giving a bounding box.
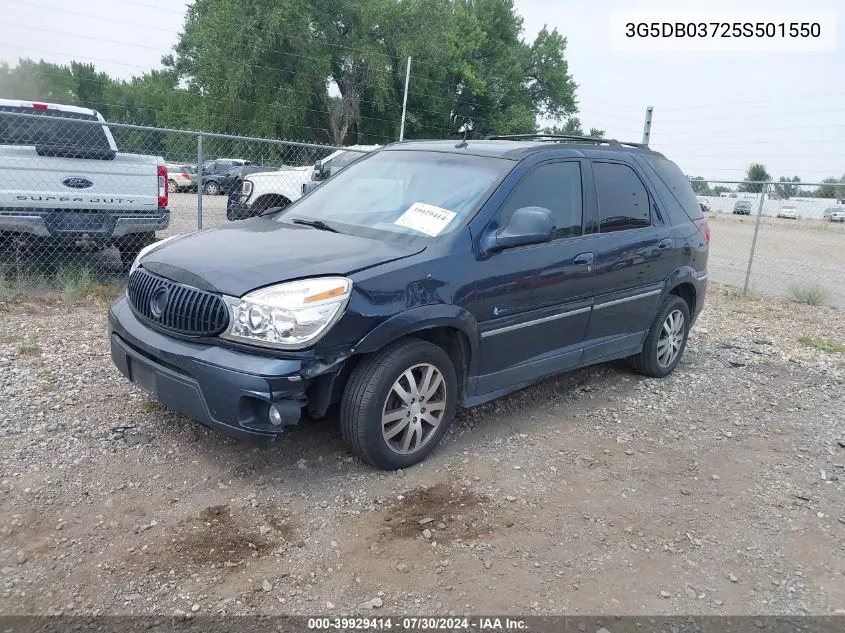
[593,162,651,232]
[498,162,583,241]
[282,150,512,245]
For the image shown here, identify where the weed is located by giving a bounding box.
[798,336,845,354]
[16,335,41,357]
[55,265,95,303]
[788,284,830,306]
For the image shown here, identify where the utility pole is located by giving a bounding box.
[399,56,412,141]
[641,106,653,146]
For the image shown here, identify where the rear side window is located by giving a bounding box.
[500,162,583,241]
[641,155,703,220]
[0,106,110,150]
[593,162,650,232]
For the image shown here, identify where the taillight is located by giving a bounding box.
[694,218,710,244]
[157,164,168,208]
[182,171,190,179]
[32,103,48,110]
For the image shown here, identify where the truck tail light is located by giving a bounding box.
[157,164,168,208]
[694,218,710,244]
[182,171,190,180]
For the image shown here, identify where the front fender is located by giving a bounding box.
[354,304,480,377]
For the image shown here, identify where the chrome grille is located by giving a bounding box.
[127,268,229,336]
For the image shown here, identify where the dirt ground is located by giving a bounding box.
[0,285,844,617]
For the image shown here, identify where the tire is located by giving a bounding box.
[628,294,691,378]
[167,179,177,193]
[340,339,458,470]
[118,232,155,270]
[204,181,220,195]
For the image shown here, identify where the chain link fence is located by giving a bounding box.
[695,180,845,308]
[1,108,843,309]
[0,109,367,297]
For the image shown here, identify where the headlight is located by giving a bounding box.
[242,179,253,198]
[129,234,183,276]
[221,277,352,349]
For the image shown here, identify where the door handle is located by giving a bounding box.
[657,238,673,250]
[573,252,594,266]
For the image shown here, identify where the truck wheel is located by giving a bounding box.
[119,232,155,270]
[204,181,220,196]
[340,339,457,470]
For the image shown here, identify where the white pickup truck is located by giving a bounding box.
[0,98,170,266]
[226,145,377,221]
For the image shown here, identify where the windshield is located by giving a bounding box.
[280,150,512,244]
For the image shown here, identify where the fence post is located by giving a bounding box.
[742,182,769,295]
[196,133,203,230]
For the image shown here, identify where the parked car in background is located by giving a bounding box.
[733,200,752,215]
[201,158,251,194]
[204,164,272,196]
[777,206,799,220]
[823,207,845,222]
[698,199,710,213]
[166,163,197,193]
[0,98,169,267]
[227,145,378,220]
[110,135,709,469]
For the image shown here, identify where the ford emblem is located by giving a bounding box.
[62,177,94,189]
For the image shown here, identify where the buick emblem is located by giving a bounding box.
[150,287,169,318]
[62,177,94,189]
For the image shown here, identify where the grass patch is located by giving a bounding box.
[16,335,41,357]
[55,265,97,303]
[141,400,166,413]
[0,269,11,303]
[798,336,845,354]
[788,284,830,306]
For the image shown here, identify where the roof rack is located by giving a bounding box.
[484,133,644,148]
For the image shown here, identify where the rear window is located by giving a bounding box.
[641,155,703,221]
[0,106,111,150]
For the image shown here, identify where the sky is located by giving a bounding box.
[0,0,843,182]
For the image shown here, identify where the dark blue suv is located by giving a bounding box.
[109,135,710,470]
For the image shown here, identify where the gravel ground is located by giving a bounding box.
[1,285,844,617]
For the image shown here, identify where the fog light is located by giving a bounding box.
[268,405,283,426]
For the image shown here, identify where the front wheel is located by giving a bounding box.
[340,339,458,470]
[628,295,690,378]
[204,181,220,195]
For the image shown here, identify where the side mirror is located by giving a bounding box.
[482,206,554,253]
[313,159,331,181]
[302,181,322,196]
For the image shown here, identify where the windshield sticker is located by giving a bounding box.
[394,203,456,237]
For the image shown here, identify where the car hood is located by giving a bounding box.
[139,218,425,296]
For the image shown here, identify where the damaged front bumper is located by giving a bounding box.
[108,295,345,444]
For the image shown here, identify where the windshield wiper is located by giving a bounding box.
[291,218,340,233]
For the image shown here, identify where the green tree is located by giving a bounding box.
[541,117,605,137]
[689,177,712,196]
[773,176,800,200]
[166,0,578,144]
[711,185,731,196]
[813,177,845,199]
[737,163,771,194]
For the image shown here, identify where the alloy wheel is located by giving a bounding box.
[656,309,685,367]
[381,363,447,455]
